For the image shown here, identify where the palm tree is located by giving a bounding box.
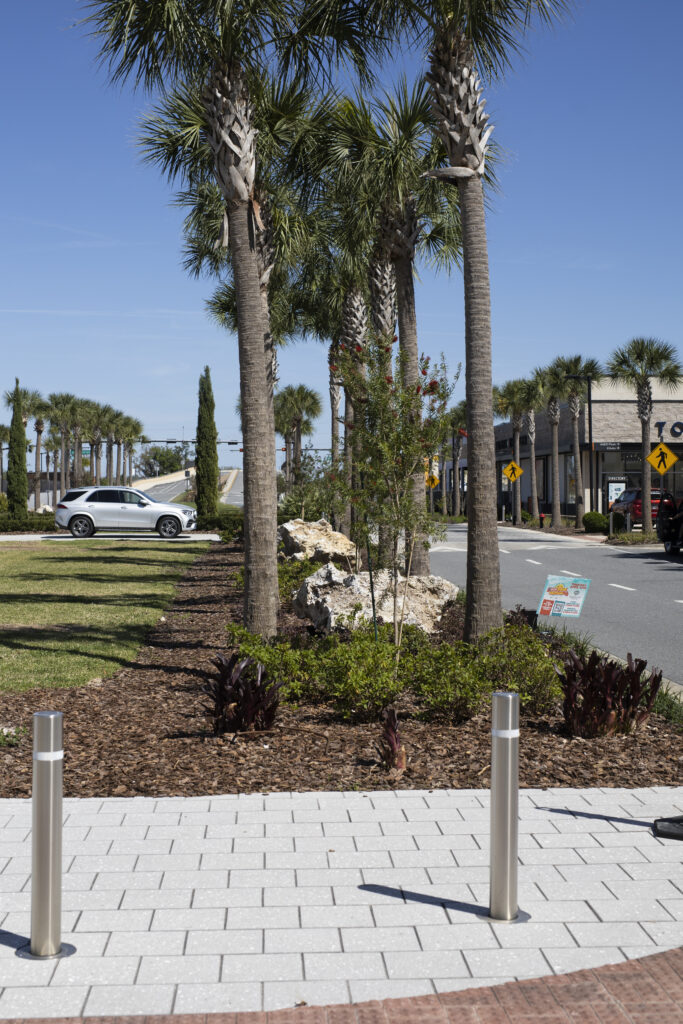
[607,338,682,533]
[0,424,9,498]
[122,417,144,486]
[44,428,61,508]
[493,379,526,525]
[447,401,467,517]
[408,0,568,636]
[87,0,369,638]
[520,375,544,521]
[48,393,78,496]
[534,363,568,529]
[550,355,603,527]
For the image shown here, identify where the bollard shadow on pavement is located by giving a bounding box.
[359,883,489,918]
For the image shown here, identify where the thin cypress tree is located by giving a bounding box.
[7,379,28,520]
[195,366,219,520]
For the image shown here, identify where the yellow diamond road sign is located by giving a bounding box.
[503,461,523,482]
[647,442,679,475]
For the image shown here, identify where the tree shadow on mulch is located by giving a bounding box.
[0,542,681,799]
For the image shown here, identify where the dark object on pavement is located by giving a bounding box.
[653,814,683,841]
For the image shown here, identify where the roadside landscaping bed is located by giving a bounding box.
[0,542,680,799]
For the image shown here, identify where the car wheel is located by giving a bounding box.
[69,515,94,539]
[664,540,681,555]
[157,516,181,539]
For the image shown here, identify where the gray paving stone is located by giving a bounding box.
[207,823,264,838]
[50,954,139,986]
[264,979,350,1010]
[62,889,123,910]
[0,873,30,892]
[151,907,225,931]
[137,953,220,983]
[84,982,175,1016]
[577,845,648,864]
[0,985,88,1018]
[297,868,363,887]
[391,850,458,868]
[518,848,583,865]
[328,851,393,869]
[463,947,551,978]
[265,851,329,870]
[602,879,682,900]
[385,950,469,979]
[416,923,497,950]
[222,951,303,980]
[294,835,355,852]
[640,921,683,945]
[568,921,655,946]
[341,925,420,952]
[76,908,152,932]
[624,861,683,880]
[300,906,373,928]
[413,834,478,851]
[121,888,192,909]
[186,929,263,954]
[227,906,300,929]
[0,955,57,986]
[361,867,430,886]
[70,853,137,873]
[304,951,387,980]
[543,946,627,974]
[518,900,599,922]
[264,885,332,906]
[234,836,295,852]
[588,898,676,922]
[160,869,229,889]
[148,825,207,840]
[108,839,172,855]
[266,928,341,953]
[432,976,514,992]
[380,820,440,836]
[323,821,381,836]
[191,886,262,908]
[349,978,435,1002]
[92,870,162,889]
[175,982,265,1013]
[660,898,683,919]
[104,930,186,956]
[371,903,455,927]
[267,823,324,837]
[491,921,574,948]
[535,881,616,901]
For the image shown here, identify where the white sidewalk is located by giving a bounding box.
[0,786,681,1019]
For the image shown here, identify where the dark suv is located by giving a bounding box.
[657,495,683,555]
[610,487,672,524]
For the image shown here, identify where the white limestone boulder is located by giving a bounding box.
[292,562,459,633]
[278,518,356,563]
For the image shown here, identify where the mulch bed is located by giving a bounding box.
[1,543,681,799]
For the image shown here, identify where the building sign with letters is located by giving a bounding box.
[537,575,591,619]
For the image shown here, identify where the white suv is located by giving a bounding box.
[55,487,198,539]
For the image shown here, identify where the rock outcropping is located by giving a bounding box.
[292,562,459,633]
[278,519,356,564]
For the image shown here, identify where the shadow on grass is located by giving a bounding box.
[0,591,172,610]
[0,622,152,666]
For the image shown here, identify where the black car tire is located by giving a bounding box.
[69,515,94,539]
[157,516,181,539]
[664,540,681,556]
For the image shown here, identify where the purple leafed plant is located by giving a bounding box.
[377,707,407,772]
[557,650,662,738]
[203,653,283,734]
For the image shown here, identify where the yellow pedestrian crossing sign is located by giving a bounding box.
[503,461,523,482]
[647,442,678,475]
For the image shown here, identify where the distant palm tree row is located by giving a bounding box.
[494,339,682,531]
[1,389,144,509]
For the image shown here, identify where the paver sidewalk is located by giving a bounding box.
[0,787,681,1019]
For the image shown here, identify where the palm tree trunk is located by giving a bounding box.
[457,173,502,639]
[106,439,113,485]
[551,421,561,527]
[572,413,584,527]
[526,411,539,520]
[227,198,279,636]
[512,426,522,525]
[52,451,59,508]
[34,426,43,510]
[394,253,429,576]
[65,433,72,490]
[115,444,122,485]
[341,389,354,538]
[642,415,653,532]
[330,372,340,465]
[452,434,463,517]
[294,421,302,483]
[60,431,66,496]
[96,444,102,486]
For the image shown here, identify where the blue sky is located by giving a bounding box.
[2,0,682,462]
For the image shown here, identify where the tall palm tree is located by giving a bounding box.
[87,0,369,638]
[48,393,78,496]
[607,338,682,533]
[550,355,603,527]
[447,400,467,517]
[44,428,61,508]
[493,378,526,525]
[520,375,544,521]
[534,363,568,529]
[122,417,144,486]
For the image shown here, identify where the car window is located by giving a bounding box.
[618,490,637,503]
[62,490,88,502]
[90,489,121,503]
[120,490,143,504]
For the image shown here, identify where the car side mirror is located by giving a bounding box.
[138,499,149,507]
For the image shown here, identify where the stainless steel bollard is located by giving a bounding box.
[489,693,519,921]
[31,711,64,957]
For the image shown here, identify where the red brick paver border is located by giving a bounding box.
[3,949,682,1024]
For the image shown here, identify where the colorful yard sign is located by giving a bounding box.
[537,575,590,619]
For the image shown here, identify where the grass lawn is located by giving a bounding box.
[0,540,209,692]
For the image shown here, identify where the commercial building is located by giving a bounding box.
[446,381,683,517]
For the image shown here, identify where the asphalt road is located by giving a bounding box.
[430,524,683,686]
[143,478,192,502]
[220,469,244,506]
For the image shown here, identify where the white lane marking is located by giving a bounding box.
[500,548,511,554]
[432,545,464,552]
[526,559,543,565]
[560,570,582,577]
[529,545,548,550]
[675,600,683,604]
[608,583,636,591]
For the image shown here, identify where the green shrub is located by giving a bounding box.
[278,558,318,606]
[521,509,535,523]
[225,623,322,703]
[198,506,243,540]
[0,512,57,533]
[583,511,608,534]
[475,624,562,714]
[653,684,683,730]
[0,494,7,513]
[611,511,625,532]
[319,634,403,719]
[410,643,486,722]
